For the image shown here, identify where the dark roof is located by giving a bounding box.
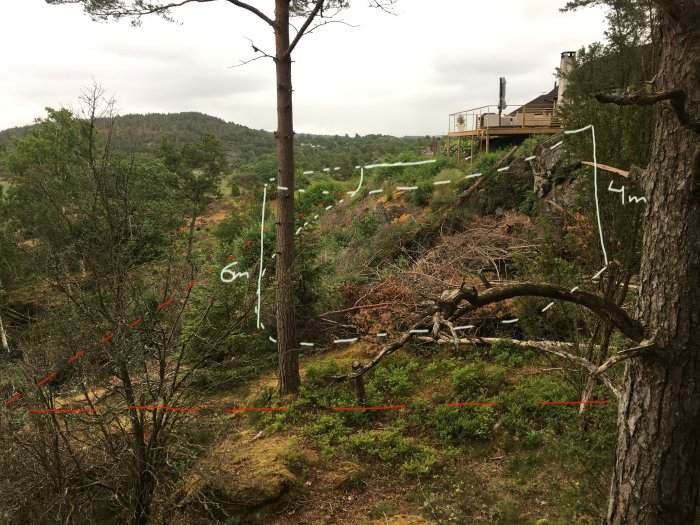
[508,86,558,115]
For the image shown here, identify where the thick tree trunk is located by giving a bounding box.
[274,0,300,396]
[606,3,700,523]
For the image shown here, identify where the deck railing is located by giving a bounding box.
[448,103,560,134]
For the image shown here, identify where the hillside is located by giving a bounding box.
[0,111,433,180]
[0,112,637,523]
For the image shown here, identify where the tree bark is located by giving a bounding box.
[0,277,9,354]
[186,212,197,262]
[274,0,300,395]
[0,311,9,354]
[606,3,700,523]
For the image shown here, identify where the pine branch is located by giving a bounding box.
[596,90,700,136]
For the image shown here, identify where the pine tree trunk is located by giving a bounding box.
[186,212,197,262]
[0,277,9,354]
[0,312,9,354]
[274,0,300,396]
[606,3,700,523]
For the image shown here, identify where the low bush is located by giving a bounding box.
[431,405,497,444]
[346,430,437,478]
[452,362,507,399]
[497,375,576,436]
[490,339,537,367]
[366,356,420,399]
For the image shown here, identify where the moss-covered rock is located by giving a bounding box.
[176,435,297,519]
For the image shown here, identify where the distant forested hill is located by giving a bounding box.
[0,111,433,180]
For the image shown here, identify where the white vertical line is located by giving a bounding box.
[256,185,267,329]
[591,125,608,265]
[350,166,364,196]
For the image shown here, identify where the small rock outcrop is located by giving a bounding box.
[175,436,297,519]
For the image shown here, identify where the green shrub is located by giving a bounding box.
[300,359,371,426]
[366,356,420,398]
[490,339,537,367]
[452,362,507,399]
[346,430,437,478]
[411,181,434,206]
[429,192,458,211]
[431,405,497,444]
[301,414,350,450]
[497,375,576,436]
[353,212,379,238]
[514,134,550,158]
[294,178,344,217]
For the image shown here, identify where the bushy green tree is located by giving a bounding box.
[160,132,229,260]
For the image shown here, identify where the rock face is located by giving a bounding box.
[176,436,297,518]
[531,133,567,198]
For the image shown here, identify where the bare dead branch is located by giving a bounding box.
[223,0,274,26]
[448,283,645,343]
[368,0,398,15]
[596,89,700,136]
[228,37,276,67]
[285,0,326,59]
[581,161,630,178]
[316,301,418,317]
[293,18,359,42]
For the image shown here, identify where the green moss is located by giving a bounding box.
[179,437,297,518]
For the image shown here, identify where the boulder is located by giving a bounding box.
[176,436,296,518]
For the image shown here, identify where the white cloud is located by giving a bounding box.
[0,0,607,135]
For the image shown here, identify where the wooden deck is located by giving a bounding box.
[446,102,563,163]
[448,126,562,138]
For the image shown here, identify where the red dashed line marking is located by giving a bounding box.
[67,351,84,363]
[225,255,235,263]
[184,280,197,291]
[128,405,200,412]
[6,394,23,406]
[28,409,98,414]
[227,407,288,413]
[242,240,254,249]
[100,333,115,343]
[157,297,174,310]
[333,404,406,412]
[129,318,142,328]
[36,372,57,388]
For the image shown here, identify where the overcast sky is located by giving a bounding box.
[0,0,607,136]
